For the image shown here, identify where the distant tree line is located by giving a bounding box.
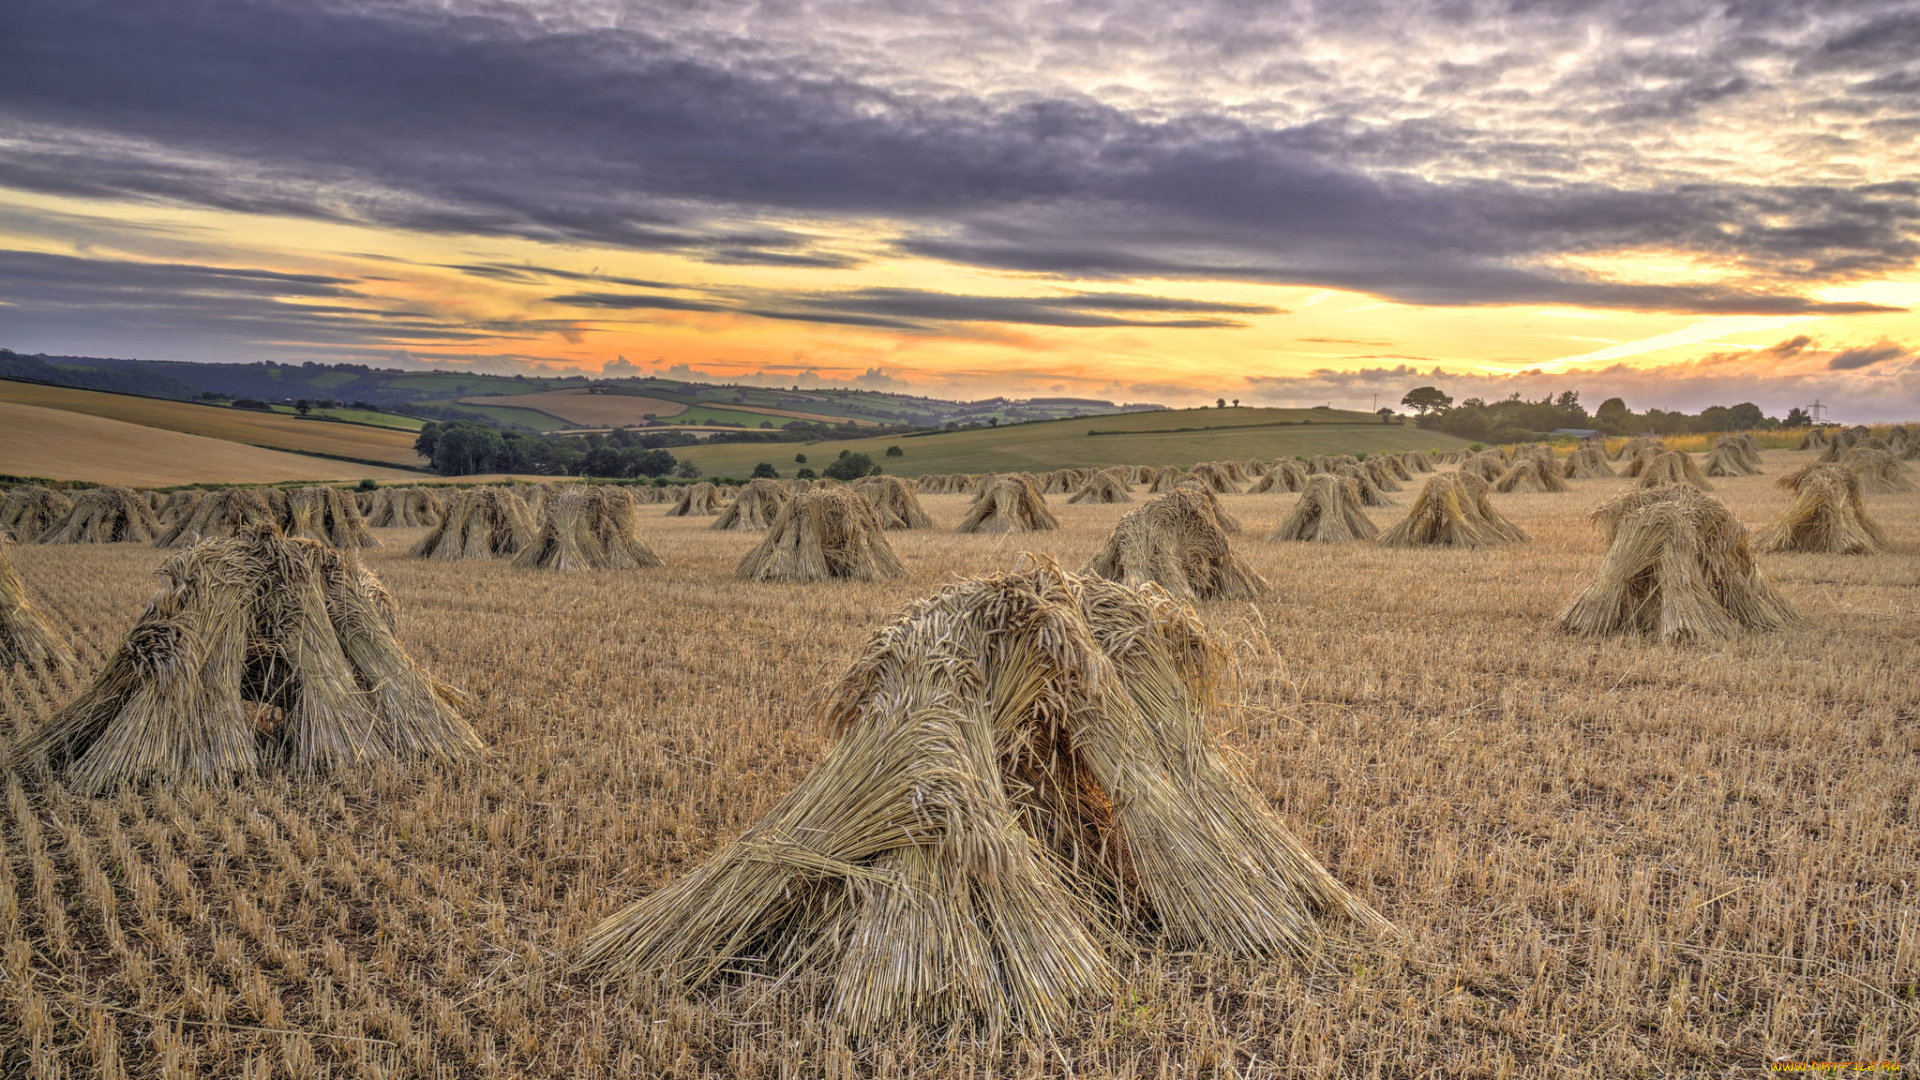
[1399,387,1795,443]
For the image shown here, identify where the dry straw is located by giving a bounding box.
[1380,453,1414,482]
[711,478,792,531]
[735,486,906,583]
[855,475,937,529]
[0,536,73,670]
[514,487,663,570]
[156,488,277,548]
[8,528,484,793]
[1187,462,1239,493]
[1082,488,1267,601]
[1795,428,1827,451]
[154,489,204,525]
[957,475,1060,534]
[1754,464,1887,554]
[39,487,160,544]
[1041,469,1087,494]
[1561,446,1615,479]
[1240,458,1270,478]
[1363,458,1404,493]
[364,486,443,528]
[1,486,72,542]
[1068,468,1133,504]
[1269,474,1379,542]
[1703,436,1761,477]
[1145,465,1185,492]
[1378,472,1529,548]
[577,564,1388,1034]
[667,482,724,517]
[1615,436,1660,464]
[1457,453,1505,483]
[1170,477,1244,533]
[1334,464,1396,507]
[1636,450,1713,491]
[1493,455,1570,493]
[280,486,378,548]
[1402,451,1435,473]
[1844,447,1912,493]
[410,487,535,560]
[1248,460,1307,492]
[1558,485,1794,644]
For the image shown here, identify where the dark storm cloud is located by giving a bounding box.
[0,0,1916,321]
[0,248,570,350]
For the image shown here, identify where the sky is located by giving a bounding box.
[1,0,1918,420]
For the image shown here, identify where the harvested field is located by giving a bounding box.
[0,401,424,486]
[0,448,1915,1076]
[0,383,430,472]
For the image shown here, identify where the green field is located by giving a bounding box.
[674,407,1472,478]
[235,403,426,431]
[445,402,574,431]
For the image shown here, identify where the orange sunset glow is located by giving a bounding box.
[2,1,1917,417]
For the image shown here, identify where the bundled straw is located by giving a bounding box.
[577,564,1388,1034]
[1844,447,1912,493]
[1754,464,1886,554]
[1457,453,1505,482]
[410,487,535,560]
[1240,459,1269,478]
[1614,436,1659,463]
[1636,450,1713,491]
[1187,463,1238,493]
[667,482,724,517]
[956,475,1060,534]
[1145,466,1185,493]
[1082,488,1266,601]
[855,475,936,529]
[8,528,484,793]
[1703,436,1761,477]
[712,478,792,531]
[156,488,277,548]
[1041,469,1087,495]
[280,486,379,548]
[1377,473,1528,548]
[735,487,905,583]
[1558,486,1793,644]
[1248,460,1307,492]
[1068,468,1133,504]
[1,486,72,542]
[0,537,72,670]
[1362,458,1404,493]
[1493,455,1570,493]
[39,487,160,544]
[1379,453,1413,482]
[364,487,443,528]
[1562,446,1615,479]
[1401,451,1435,473]
[1269,475,1378,542]
[1334,464,1396,507]
[1168,478,1244,533]
[154,489,204,525]
[1795,429,1827,451]
[513,487,661,570]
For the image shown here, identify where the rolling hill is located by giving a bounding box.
[0,401,423,485]
[0,380,430,468]
[673,407,1473,478]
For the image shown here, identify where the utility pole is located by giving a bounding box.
[1807,399,1827,424]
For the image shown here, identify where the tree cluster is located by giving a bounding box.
[1400,387,1786,442]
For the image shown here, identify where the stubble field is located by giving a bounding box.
[1,449,1915,1078]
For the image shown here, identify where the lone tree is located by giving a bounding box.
[1216,398,1227,409]
[795,453,808,463]
[885,445,903,457]
[752,462,779,478]
[1400,386,1452,415]
[823,452,875,482]
[294,398,312,416]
